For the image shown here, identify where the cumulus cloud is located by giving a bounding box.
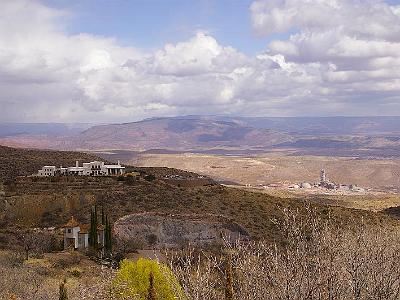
[0,0,400,122]
[251,0,400,114]
[251,0,400,41]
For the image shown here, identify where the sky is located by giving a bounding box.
[1,0,400,123]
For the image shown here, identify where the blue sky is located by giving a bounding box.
[43,0,281,55]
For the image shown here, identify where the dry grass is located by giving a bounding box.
[233,186,400,212]
[0,250,115,300]
[3,175,398,245]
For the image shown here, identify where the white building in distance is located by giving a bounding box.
[37,166,57,177]
[37,160,125,177]
[320,169,327,183]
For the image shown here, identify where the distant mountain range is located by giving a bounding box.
[0,116,399,156]
[0,123,93,137]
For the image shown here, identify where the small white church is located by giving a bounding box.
[37,160,125,177]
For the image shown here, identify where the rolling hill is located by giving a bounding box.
[0,146,398,246]
[62,117,292,151]
[0,116,399,156]
[0,145,101,181]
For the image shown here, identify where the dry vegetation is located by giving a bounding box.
[168,207,400,300]
[1,146,400,299]
[1,175,397,244]
[2,207,400,300]
[234,186,400,212]
[0,250,115,300]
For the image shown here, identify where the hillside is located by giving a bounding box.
[226,116,400,135]
[0,146,398,248]
[64,117,292,151]
[0,145,104,181]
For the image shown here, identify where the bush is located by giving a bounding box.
[146,234,158,246]
[125,174,135,185]
[115,236,145,254]
[144,175,156,182]
[112,258,187,300]
[113,252,125,265]
[53,253,81,269]
[68,267,82,277]
[168,208,400,300]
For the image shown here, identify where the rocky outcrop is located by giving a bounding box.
[114,212,249,249]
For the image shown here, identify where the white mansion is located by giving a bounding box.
[37,160,125,177]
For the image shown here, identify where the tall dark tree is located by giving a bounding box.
[89,205,98,249]
[225,253,234,300]
[104,215,113,254]
[108,217,112,253]
[89,210,93,248]
[104,215,109,253]
[59,278,68,300]
[108,218,112,253]
[94,204,98,226]
[101,205,105,225]
[147,272,156,300]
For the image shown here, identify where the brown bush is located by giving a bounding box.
[167,207,400,300]
[53,253,81,269]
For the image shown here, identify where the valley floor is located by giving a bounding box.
[131,152,400,190]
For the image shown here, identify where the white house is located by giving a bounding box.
[37,160,125,177]
[63,217,84,249]
[63,216,105,250]
[37,166,56,177]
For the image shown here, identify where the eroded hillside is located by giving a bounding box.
[0,146,399,250]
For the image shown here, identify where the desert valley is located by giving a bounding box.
[1,116,400,299]
[2,0,400,299]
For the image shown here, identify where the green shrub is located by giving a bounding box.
[144,175,156,182]
[112,258,187,300]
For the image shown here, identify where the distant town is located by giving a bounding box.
[244,169,367,195]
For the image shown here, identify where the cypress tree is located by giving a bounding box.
[89,206,98,249]
[101,205,105,225]
[89,210,93,247]
[147,272,156,300]
[104,215,109,253]
[104,215,113,254]
[108,217,112,253]
[225,253,234,300]
[94,205,98,227]
[94,205,98,248]
[59,278,68,300]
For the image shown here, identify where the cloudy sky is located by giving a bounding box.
[1,0,400,122]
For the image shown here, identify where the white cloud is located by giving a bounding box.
[251,0,400,41]
[0,0,400,123]
[250,0,400,115]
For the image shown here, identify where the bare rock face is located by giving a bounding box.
[114,212,249,249]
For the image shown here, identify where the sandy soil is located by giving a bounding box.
[132,153,400,190]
